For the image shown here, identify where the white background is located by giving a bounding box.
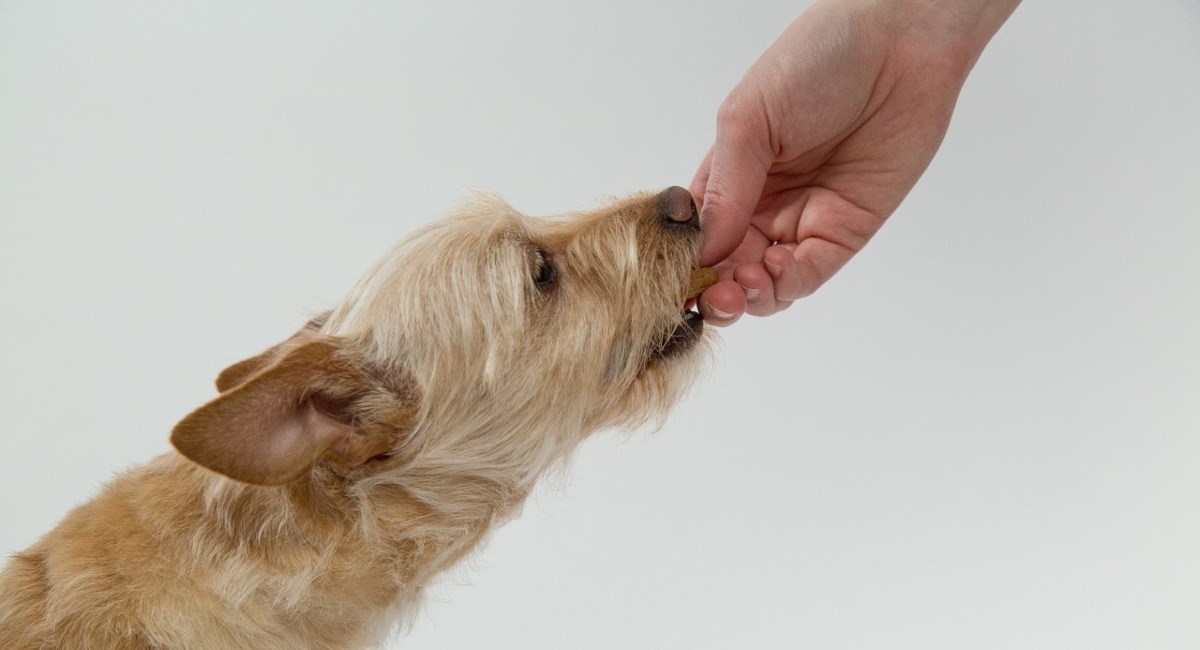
[2,1,1198,648]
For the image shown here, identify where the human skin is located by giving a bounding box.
[692,0,1022,324]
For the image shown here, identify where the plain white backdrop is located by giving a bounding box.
[2,1,1198,648]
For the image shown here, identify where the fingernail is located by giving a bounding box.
[703,300,735,320]
[765,260,782,278]
[743,286,761,302]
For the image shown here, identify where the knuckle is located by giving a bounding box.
[715,97,747,129]
[715,93,762,134]
[793,258,825,299]
[702,185,734,212]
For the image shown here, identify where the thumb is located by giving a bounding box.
[694,104,772,267]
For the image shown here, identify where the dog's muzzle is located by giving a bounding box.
[647,186,713,361]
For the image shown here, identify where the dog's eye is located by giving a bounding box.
[532,249,556,289]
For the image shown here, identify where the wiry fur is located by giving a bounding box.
[0,189,711,649]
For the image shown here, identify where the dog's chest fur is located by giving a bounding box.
[0,454,524,649]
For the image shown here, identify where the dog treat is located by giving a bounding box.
[687,267,718,299]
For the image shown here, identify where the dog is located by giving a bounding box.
[0,186,716,649]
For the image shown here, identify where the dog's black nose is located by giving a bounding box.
[657,186,699,231]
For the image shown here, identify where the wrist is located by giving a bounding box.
[854,0,1021,69]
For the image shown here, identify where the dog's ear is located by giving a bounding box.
[215,312,331,393]
[172,338,407,485]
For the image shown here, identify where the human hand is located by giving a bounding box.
[692,0,1019,325]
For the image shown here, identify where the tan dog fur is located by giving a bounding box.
[0,188,713,649]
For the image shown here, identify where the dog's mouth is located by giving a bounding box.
[650,308,705,360]
[648,267,717,361]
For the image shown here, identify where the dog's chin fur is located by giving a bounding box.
[0,189,711,649]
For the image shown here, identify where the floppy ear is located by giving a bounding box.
[215,312,331,393]
[172,338,398,485]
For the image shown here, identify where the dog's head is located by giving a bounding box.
[171,187,713,487]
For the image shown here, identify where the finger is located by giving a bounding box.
[713,224,771,315]
[698,279,746,327]
[732,262,778,317]
[697,106,772,267]
[762,243,806,302]
[791,236,857,298]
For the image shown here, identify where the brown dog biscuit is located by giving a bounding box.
[687,267,718,299]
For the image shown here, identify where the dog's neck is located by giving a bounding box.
[155,447,536,643]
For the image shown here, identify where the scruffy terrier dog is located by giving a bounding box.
[0,187,716,649]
